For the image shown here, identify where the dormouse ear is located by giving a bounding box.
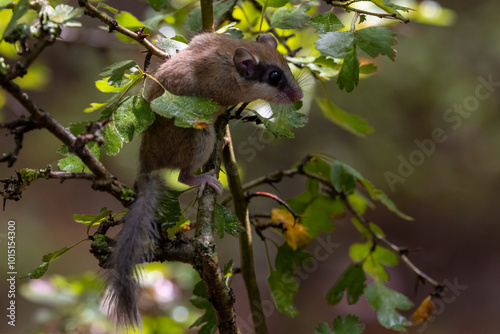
[234,47,257,77]
[257,34,278,49]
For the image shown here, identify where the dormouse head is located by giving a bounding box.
[233,34,303,105]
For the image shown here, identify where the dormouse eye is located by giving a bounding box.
[268,71,282,86]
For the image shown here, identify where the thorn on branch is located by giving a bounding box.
[246,191,300,223]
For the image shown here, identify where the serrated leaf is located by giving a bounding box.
[214,203,244,238]
[358,177,412,220]
[252,110,294,138]
[359,63,377,74]
[315,31,354,58]
[148,0,169,11]
[20,262,49,279]
[57,142,101,173]
[316,97,373,136]
[150,90,219,128]
[350,243,397,282]
[50,4,83,25]
[287,56,339,78]
[102,122,124,155]
[190,296,217,333]
[338,42,359,92]
[315,322,333,334]
[109,95,155,142]
[275,242,312,274]
[309,12,344,34]
[100,60,138,87]
[272,208,311,250]
[326,264,366,305]
[333,315,365,334]
[115,11,145,30]
[268,269,299,317]
[155,35,188,56]
[3,0,29,39]
[270,3,311,30]
[157,186,184,231]
[97,3,119,14]
[256,0,288,8]
[84,102,109,113]
[287,194,344,238]
[355,27,397,61]
[412,296,436,325]
[331,160,357,193]
[365,282,413,331]
[270,101,307,128]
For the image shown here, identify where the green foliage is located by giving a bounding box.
[150,90,220,128]
[267,268,299,318]
[190,282,217,334]
[315,27,397,92]
[214,203,245,238]
[315,315,365,334]
[349,243,398,281]
[21,240,86,279]
[326,264,366,305]
[365,282,414,331]
[309,12,344,34]
[315,97,373,136]
[2,0,29,39]
[270,3,311,30]
[252,101,307,138]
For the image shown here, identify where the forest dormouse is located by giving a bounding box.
[104,33,303,328]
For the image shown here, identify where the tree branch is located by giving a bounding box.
[0,77,128,206]
[200,0,214,32]
[77,0,168,59]
[325,0,411,24]
[193,112,241,333]
[223,126,269,334]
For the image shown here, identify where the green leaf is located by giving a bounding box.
[337,41,359,92]
[97,3,119,14]
[358,177,412,220]
[157,186,184,230]
[359,63,378,74]
[100,60,138,87]
[148,0,170,11]
[270,101,308,128]
[214,204,244,238]
[155,35,188,56]
[256,0,288,8]
[267,269,299,317]
[150,90,219,128]
[326,264,366,305]
[365,281,413,331]
[355,27,397,61]
[252,110,294,138]
[50,4,83,25]
[315,322,333,334]
[109,95,155,142]
[270,3,311,30]
[287,56,339,78]
[3,0,30,39]
[223,259,234,278]
[349,243,398,281]
[57,142,101,173]
[102,121,124,155]
[275,242,312,274]
[369,0,413,14]
[331,160,357,193]
[309,12,344,34]
[315,31,354,58]
[190,296,217,334]
[115,11,145,31]
[316,97,373,136]
[332,315,365,334]
[20,262,49,279]
[287,193,344,238]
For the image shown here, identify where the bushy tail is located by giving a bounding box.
[104,173,161,328]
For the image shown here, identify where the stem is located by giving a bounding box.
[200,0,214,32]
[194,113,241,334]
[222,126,269,334]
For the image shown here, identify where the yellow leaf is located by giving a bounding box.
[272,208,311,250]
[412,296,436,325]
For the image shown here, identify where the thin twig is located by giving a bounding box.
[325,0,411,24]
[77,0,168,59]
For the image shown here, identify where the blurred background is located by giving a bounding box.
[1,0,499,333]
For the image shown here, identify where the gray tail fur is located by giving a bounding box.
[104,173,161,328]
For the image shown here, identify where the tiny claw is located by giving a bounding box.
[179,169,223,197]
